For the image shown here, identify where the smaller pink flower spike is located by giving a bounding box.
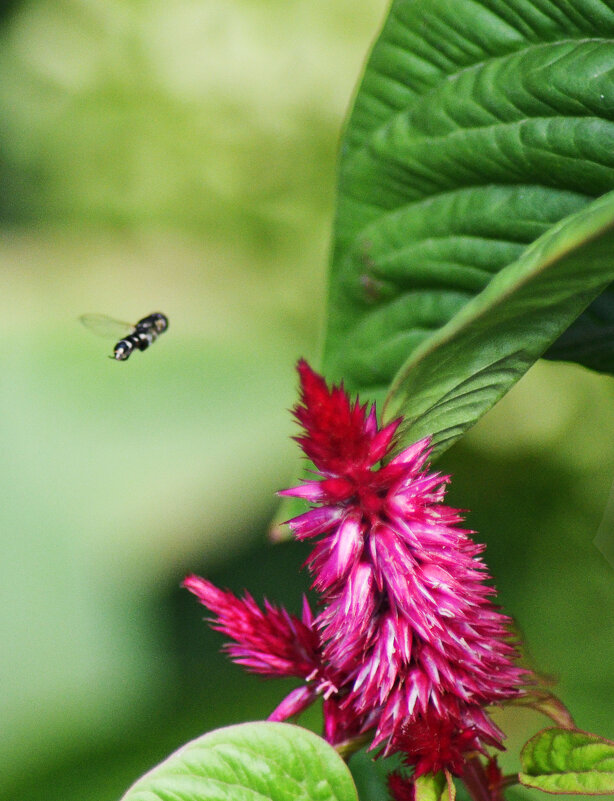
[183,575,320,680]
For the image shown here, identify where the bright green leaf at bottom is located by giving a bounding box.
[414,772,455,801]
[519,727,614,794]
[120,722,358,801]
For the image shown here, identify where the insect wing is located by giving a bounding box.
[79,313,134,339]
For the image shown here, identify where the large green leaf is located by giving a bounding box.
[383,190,614,457]
[519,728,614,794]
[120,722,358,801]
[322,0,614,409]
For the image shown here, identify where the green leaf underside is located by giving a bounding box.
[322,0,614,431]
[383,190,614,457]
[519,728,614,794]
[120,722,358,801]
[546,284,614,371]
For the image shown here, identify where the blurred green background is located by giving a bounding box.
[1,2,613,801]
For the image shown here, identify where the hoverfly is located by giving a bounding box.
[80,312,169,361]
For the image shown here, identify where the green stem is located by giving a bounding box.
[334,732,371,761]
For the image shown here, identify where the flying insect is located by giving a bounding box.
[80,312,169,361]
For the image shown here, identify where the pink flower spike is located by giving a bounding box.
[280,362,528,763]
[186,360,528,774]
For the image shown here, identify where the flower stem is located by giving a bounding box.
[335,732,372,761]
[462,757,499,801]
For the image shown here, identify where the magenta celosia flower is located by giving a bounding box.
[185,360,527,774]
[279,361,527,757]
